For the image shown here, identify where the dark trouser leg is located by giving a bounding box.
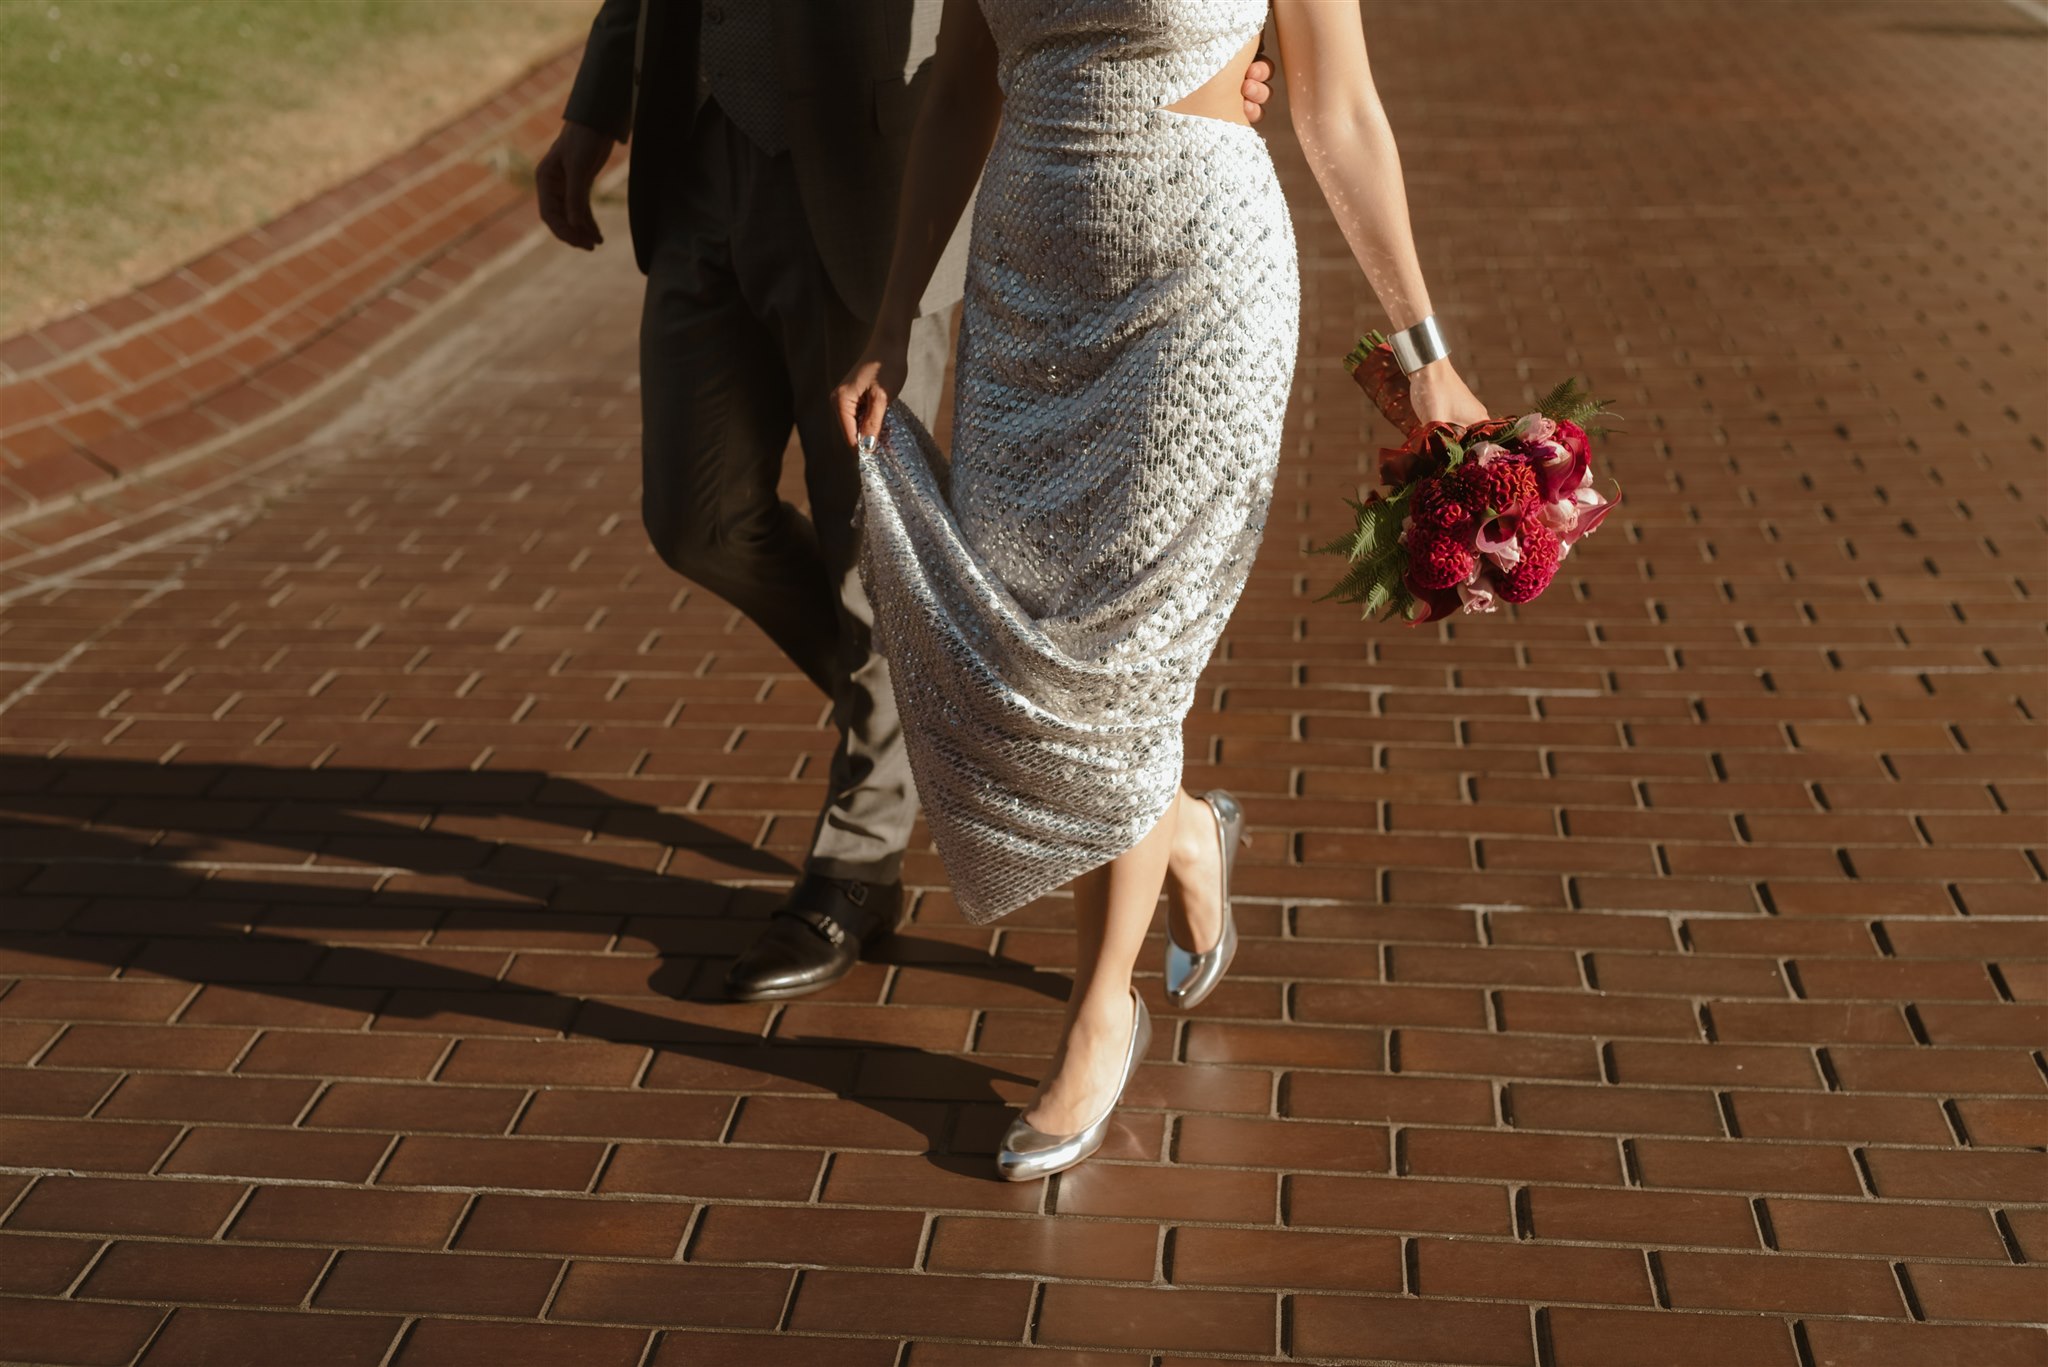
[641,103,944,889]
[731,182,930,890]
[638,139,845,700]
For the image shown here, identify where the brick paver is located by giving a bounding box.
[0,45,583,536]
[1,2,2043,1364]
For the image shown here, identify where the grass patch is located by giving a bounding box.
[0,0,587,334]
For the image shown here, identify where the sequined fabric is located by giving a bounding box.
[856,0,1298,923]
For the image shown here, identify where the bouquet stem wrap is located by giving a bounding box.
[1345,331,1420,438]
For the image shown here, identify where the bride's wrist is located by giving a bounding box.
[1386,314,1450,377]
[867,305,917,351]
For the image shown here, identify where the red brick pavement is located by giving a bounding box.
[0,44,585,540]
[1,3,2044,1364]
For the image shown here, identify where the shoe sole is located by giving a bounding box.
[723,929,895,1002]
[724,979,842,1002]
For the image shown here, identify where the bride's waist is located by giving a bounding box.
[982,120,1275,209]
[994,105,1262,152]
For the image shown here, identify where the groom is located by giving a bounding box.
[538,1,1274,1000]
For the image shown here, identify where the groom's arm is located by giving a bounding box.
[563,0,640,143]
[538,0,637,251]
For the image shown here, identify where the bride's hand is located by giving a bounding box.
[833,339,910,447]
[1408,359,1491,431]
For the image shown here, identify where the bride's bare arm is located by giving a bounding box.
[1271,1,1486,426]
[837,0,1001,442]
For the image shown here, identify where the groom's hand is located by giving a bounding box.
[1241,50,1275,124]
[536,120,614,251]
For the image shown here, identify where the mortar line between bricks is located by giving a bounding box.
[532,1253,575,1324]
[0,74,584,386]
[0,209,570,578]
[24,1163,2043,1231]
[10,1175,2043,1259]
[17,1038,2048,1083]
[1531,1304,1556,1367]
[126,1306,176,1365]
[0,572,193,711]
[33,1245,2048,1322]
[361,1313,409,1367]
[55,1226,114,1300]
[301,1246,343,1312]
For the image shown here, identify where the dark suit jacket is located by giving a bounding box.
[563,0,971,322]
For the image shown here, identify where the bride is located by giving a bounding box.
[834,0,1488,1181]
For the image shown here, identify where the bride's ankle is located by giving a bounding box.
[1070,984,1134,1033]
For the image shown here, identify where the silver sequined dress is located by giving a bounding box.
[856,0,1299,923]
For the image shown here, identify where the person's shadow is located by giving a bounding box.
[0,756,1067,1166]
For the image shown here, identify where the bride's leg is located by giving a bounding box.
[1019,800,1176,1134]
[1164,788,1223,955]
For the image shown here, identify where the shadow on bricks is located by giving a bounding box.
[0,757,1050,1158]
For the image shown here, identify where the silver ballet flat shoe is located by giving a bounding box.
[1164,788,1247,1011]
[996,986,1151,1183]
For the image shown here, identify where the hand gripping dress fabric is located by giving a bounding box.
[856,0,1299,924]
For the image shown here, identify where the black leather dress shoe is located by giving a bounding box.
[723,874,905,1002]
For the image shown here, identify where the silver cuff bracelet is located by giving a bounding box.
[1389,315,1449,376]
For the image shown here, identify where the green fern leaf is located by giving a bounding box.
[1532,376,1580,420]
[1357,556,1406,618]
[1321,558,1379,605]
[1314,491,1407,566]
[1351,498,1401,561]
[1530,375,1626,434]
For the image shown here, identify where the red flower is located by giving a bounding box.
[1460,458,1538,517]
[1403,580,1463,624]
[1497,520,1562,603]
[1530,422,1591,504]
[1406,531,1477,591]
[1411,475,1479,534]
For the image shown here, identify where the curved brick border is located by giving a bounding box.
[0,42,584,541]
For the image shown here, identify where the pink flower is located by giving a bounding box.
[1562,487,1616,544]
[1519,413,1557,443]
[1455,577,1497,614]
[1535,497,1580,537]
[1474,511,1524,571]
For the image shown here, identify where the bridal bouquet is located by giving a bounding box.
[1317,330,1622,625]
